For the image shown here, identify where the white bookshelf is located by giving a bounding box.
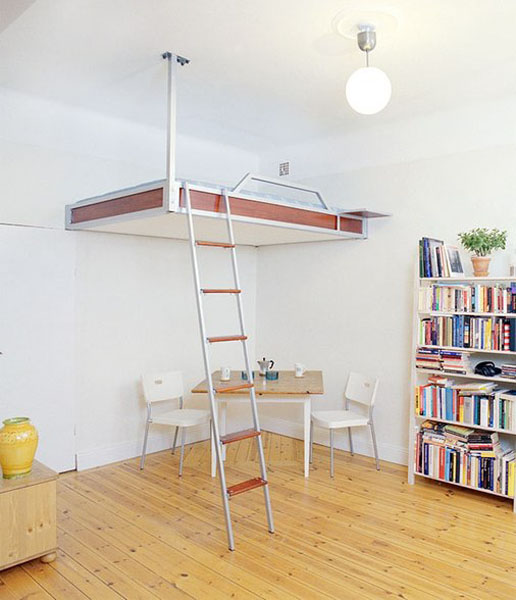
[408,270,516,512]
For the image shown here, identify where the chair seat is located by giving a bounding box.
[153,409,210,427]
[311,409,369,429]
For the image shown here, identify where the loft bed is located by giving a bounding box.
[65,53,390,246]
[64,51,393,552]
[65,174,389,246]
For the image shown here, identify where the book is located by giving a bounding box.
[418,283,516,314]
[414,422,515,496]
[419,237,444,278]
[415,382,516,431]
[419,315,514,352]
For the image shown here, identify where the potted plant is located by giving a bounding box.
[458,228,507,277]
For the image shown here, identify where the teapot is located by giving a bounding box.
[257,357,274,376]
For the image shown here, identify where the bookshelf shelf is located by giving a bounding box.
[414,472,513,499]
[414,414,516,436]
[418,344,516,356]
[415,367,516,385]
[410,244,516,512]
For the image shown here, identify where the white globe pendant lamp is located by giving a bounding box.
[346,26,391,115]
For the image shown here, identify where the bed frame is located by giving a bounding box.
[65,53,389,246]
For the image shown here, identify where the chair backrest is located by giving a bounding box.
[345,372,379,408]
[141,371,184,404]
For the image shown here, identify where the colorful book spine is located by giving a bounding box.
[419,316,516,352]
[418,283,516,314]
[414,429,515,497]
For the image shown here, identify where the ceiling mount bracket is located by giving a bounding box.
[356,25,376,67]
[162,51,190,66]
[357,26,376,53]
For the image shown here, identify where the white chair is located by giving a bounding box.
[310,372,380,477]
[140,371,211,476]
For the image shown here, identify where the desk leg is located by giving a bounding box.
[304,399,310,477]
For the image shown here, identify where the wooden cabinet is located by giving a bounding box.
[0,460,57,570]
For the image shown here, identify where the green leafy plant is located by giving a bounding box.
[458,228,507,257]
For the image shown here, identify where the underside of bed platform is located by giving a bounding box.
[66,179,389,247]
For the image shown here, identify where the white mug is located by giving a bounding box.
[220,366,231,381]
[294,363,306,378]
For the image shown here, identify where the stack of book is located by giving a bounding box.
[501,363,516,379]
[418,283,516,313]
[415,348,442,370]
[415,348,471,373]
[440,350,471,374]
[415,382,515,431]
[414,421,515,496]
[428,374,453,386]
[419,315,516,351]
[419,238,455,278]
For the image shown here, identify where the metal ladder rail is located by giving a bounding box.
[222,188,274,534]
[184,182,235,550]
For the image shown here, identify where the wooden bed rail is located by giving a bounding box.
[68,184,365,236]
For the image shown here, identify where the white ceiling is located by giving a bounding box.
[1,0,516,151]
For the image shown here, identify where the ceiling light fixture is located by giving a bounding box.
[346,25,391,115]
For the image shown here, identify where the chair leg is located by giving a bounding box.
[179,427,186,477]
[347,428,354,456]
[139,420,150,470]
[330,429,334,478]
[171,426,179,455]
[369,421,380,471]
[309,420,314,464]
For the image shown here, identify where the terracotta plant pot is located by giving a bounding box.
[0,417,38,479]
[471,256,491,277]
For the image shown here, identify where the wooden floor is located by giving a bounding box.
[1,433,515,599]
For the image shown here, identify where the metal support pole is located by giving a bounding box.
[162,51,189,212]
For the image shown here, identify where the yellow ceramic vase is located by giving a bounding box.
[0,417,39,479]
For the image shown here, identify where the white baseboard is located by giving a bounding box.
[76,417,407,471]
[259,415,408,466]
[76,426,210,471]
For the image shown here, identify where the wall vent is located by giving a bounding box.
[279,161,290,177]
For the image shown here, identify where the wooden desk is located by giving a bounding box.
[0,460,57,570]
[192,370,324,477]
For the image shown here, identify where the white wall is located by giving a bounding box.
[0,225,76,472]
[74,232,257,469]
[256,99,516,465]
[0,87,259,472]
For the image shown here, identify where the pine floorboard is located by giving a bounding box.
[1,432,515,599]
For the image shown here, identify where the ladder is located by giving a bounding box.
[184,182,274,551]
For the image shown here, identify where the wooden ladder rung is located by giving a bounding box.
[220,429,260,445]
[196,241,235,248]
[227,477,267,497]
[207,335,247,343]
[201,288,241,294]
[214,383,254,393]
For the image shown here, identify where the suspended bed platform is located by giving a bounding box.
[65,174,390,247]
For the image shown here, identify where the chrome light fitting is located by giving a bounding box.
[346,25,391,115]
